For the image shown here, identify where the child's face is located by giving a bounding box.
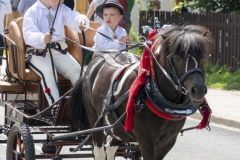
[103,7,123,30]
[43,0,64,9]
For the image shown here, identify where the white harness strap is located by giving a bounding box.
[185,56,198,73]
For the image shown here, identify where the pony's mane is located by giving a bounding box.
[159,25,212,59]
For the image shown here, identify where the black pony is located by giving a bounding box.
[70,24,212,159]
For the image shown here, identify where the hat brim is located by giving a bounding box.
[95,2,129,24]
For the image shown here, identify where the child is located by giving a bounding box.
[92,1,130,51]
[22,0,89,114]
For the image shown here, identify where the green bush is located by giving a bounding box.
[205,64,240,90]
[128,26,143,56]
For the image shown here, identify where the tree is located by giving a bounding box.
[185,0,240,13]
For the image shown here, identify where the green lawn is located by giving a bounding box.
[205,64,240,90]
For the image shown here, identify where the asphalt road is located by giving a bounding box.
[0,104,240,160]
[165,118,240,160]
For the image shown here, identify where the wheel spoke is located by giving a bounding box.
[12,150,18,155]
[21,143,25,153]
[17,133,22,152]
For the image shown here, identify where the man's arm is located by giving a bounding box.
[5,13,13,30]
[86,1,95,20]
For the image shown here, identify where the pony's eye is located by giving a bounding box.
[172,55,182,62]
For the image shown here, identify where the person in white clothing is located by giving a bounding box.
[0,0,13,74]
[17,0,37,16]
[87,0,116,25]
[92,1,130,51]
[23,0,89,115]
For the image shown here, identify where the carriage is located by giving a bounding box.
[0,17,212,160]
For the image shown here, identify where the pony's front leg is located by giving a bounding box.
[92,132,106,160]
[105,136,118,160]
[137,140,155,160]
[93,142,106,160]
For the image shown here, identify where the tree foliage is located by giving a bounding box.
[136,0,152,11]
[185,0,240,13]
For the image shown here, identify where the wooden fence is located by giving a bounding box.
[139,11,240,71]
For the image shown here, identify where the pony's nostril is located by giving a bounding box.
[191,85,207,98]
[191,86,197,95]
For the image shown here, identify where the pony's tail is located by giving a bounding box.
[69,78,89,130]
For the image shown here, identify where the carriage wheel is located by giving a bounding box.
[6,122,35,160]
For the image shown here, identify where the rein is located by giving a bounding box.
[52,33,139,54]
[79,30,86,78]
[80,24,130,45]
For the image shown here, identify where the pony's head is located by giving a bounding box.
[153,25,212,104]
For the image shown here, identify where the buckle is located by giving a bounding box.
[49,42,66,54]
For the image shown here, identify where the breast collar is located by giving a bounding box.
[144,78,199,120]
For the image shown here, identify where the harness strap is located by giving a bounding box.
[180,101,212,135]
[104,64,137,140]
[48,47,58,87]
[105,90,129,112]
[105,64,133,113]
[145,99,185,120]
[49,42,67,54]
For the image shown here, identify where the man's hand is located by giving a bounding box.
[119,35,131,44]
[79,19,86,30]
[44,33,52,43]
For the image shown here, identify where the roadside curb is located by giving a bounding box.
[190,112,240,130]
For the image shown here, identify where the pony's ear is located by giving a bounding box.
[202,31,209,36]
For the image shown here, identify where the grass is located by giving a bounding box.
[205,64,240,90]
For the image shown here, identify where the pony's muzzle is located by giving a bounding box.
[190,83,207,103]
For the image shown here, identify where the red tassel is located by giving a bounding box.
[125,70,149,131]
[198,104,212,129]
[124,29,157,131]
[45,88,51,94]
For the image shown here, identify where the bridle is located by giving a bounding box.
[142,43,205,95]
[166,53,205,95]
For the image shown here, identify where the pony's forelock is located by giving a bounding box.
[158,25,210,60]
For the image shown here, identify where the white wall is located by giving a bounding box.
[160,0,174,11]
[130,0,174,32]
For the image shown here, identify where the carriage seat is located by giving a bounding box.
[7,18,83,82]
[78,21,100,47]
